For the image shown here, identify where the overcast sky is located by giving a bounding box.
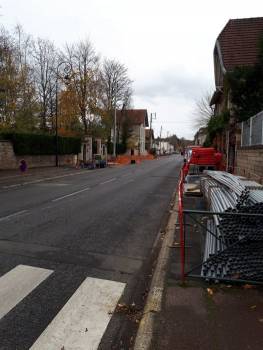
[1,0,263,139]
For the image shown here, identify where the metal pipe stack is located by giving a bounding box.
[200,172,263,283]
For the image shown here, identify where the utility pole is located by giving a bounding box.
[113,83,118,159]
[113,104,117,158]
[150,112,156,149]
[167,131,169,154]
[159,126,162,155]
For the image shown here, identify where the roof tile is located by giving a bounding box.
[116,109,149,127]
[217,17,263,71]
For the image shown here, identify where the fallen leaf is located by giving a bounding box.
[250,305,257,309]
[207,288,214,296]
[243,284,255,289]
[258,318,263,323]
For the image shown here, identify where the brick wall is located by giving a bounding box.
[236,147,263,183]
[0,140,77,170]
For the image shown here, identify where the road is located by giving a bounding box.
[0,155,182,349]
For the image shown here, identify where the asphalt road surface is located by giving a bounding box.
[0,155,182,349]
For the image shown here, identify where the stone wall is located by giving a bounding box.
[236,147,263,183]
[0,140,77,170]
[0,141,16,169]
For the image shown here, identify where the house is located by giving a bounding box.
[116,109,149,155]
[210,17,263,172]
[153,139,174,155]
[160,141,174,154]
[194,127,207,146]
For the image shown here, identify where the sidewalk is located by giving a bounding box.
[150,196,263,350]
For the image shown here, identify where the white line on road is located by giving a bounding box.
[0,265,53,320]
[30,277,125,350]
[125,179,135,184]
[100,178,116,185]
[52,187,90,202]
[2,184,20,189]
[2,171,90,189]
[0,210,29,222]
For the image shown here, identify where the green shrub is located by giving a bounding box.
[0,132,81,155]
[107,141,126,155]
[204,110,230,147]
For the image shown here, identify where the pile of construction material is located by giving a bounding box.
[200,171,263,283]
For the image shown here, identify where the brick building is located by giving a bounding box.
[210,17,263,172]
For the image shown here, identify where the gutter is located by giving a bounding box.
[215,39,226,75]
[133,189,179,349]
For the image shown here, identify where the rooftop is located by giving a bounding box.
[116,109,149,127]
[217,17,263,71]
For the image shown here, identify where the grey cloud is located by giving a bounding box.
[134,70,213,102]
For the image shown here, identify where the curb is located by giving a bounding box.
[133,189,179,350]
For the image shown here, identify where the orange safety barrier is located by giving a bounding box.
[178,168,185,282]
[116,154,155,165]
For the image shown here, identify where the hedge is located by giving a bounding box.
[0,132,81,155]
[107,141,127,155]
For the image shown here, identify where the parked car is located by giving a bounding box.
[93,154,107,168]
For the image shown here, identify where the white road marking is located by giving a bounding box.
[52,187,90,202]
[31,277,125,350]
[2,184,19,189]
[2,171,89,189]
[0,210,29,222]
[0,173,32,181]
[0,265,53,319]
[100,177,116,185]
[125,179,135,184]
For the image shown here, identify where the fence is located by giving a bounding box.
[241,111,263,146]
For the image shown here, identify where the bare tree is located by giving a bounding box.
[32,37,57,129]
[0,27,17,126]
[63,39,99,133]
[0,25,37,130]
[0,25,133,136]
[100,58,133,145]
[100,58,133,111]
[193,91,214,130]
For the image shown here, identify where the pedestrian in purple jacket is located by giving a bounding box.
[19,159,27,173]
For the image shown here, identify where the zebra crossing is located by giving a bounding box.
[0,264,126,349]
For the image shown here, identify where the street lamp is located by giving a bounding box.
[113,102,117,158]
[55,61,70,167]
[113,82,118,158]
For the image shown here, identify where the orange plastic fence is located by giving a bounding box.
[178,169,185,282]
[116,154,154,164]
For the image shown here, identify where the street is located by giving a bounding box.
[0,155,182,349]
